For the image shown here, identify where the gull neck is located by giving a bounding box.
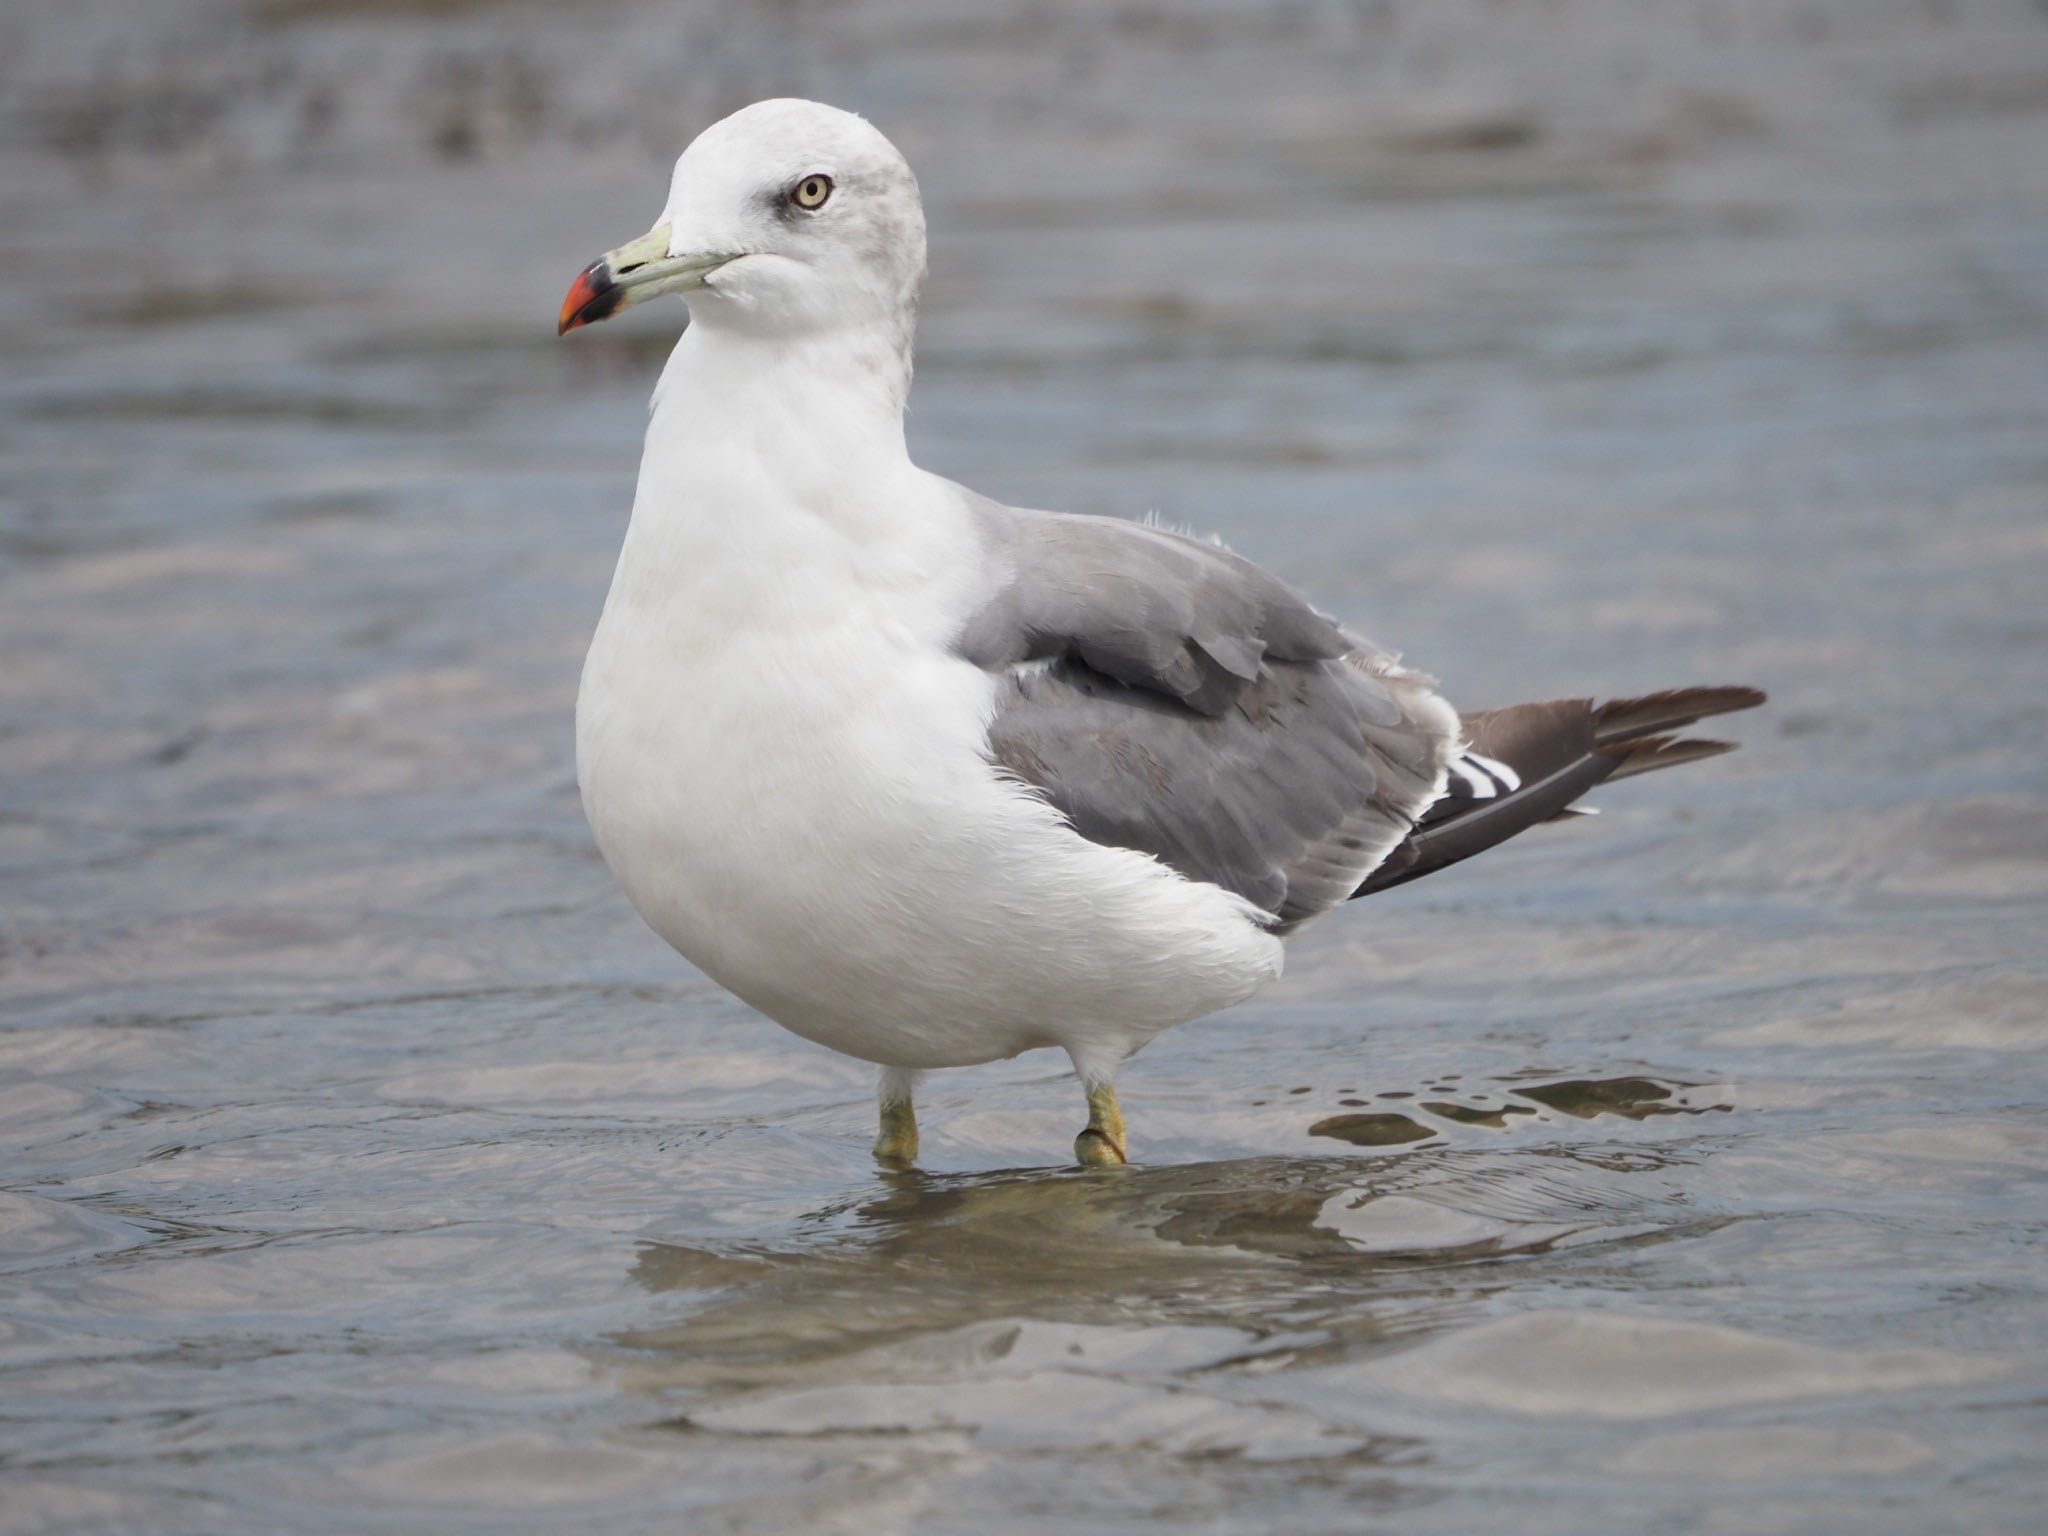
[658,310,915,458]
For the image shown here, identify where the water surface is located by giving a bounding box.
[3,1,2046,1531]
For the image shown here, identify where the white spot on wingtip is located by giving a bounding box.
[1464,751,1521,792]
[1448,760,1496,799]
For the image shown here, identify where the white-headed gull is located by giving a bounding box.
[557,99,1763,1167]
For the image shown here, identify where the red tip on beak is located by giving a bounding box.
[557,260,621,336]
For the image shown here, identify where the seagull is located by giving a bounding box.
[557,99,1763,1169]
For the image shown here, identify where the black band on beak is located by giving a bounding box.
[558,260,624,336]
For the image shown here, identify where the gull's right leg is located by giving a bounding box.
[873,1066,922,1168]
[1073,1077,1128,1167]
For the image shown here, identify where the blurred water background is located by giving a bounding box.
[3,1,2047,1531]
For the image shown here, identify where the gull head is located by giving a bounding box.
[557,99,925,342]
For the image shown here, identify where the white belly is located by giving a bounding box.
[575,593,1282,1072]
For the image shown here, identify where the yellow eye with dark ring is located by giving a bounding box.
[791,174,833,211]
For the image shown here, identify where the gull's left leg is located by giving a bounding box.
[873,1066,922,1168]
[1073,1077,1128,1167]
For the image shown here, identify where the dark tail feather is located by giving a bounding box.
[1589,686,1767,748]
[1352,685,1764,898]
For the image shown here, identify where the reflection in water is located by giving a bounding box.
[605,1140,1761,1469]
[625,1138,1706,1366]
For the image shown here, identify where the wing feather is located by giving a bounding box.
[956,496,1459,929]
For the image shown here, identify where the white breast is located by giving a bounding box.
[574,348,1280,1073]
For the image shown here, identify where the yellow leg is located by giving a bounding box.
[873,1097,918,1168]
[873,1067,920,1168]
[1074,1080,1128,1167]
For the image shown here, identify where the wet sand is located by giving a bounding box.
[3,1,2046,1531]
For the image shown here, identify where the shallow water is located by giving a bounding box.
[3,1,2046,1531]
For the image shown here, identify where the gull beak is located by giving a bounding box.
[556,222,735,336]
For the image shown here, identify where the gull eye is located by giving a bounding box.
[790,174,833,211]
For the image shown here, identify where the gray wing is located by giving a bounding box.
[955,496,1461,930]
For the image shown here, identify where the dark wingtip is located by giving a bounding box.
[1605,735,1740,781]
[1353,688,1764,902]
[1593,685,1767,746]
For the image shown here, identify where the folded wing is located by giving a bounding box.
[953,497,1460,930]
